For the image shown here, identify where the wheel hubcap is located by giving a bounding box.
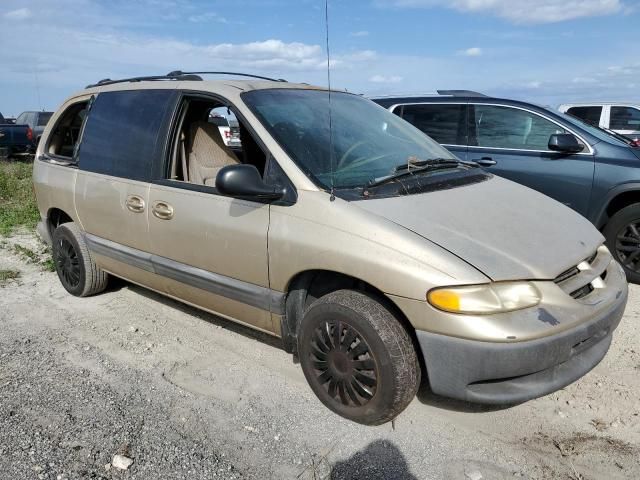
[615,221,640,273]
[56,238,81,288]
[310,321,378,407]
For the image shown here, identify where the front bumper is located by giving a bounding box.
[416,261,628,405]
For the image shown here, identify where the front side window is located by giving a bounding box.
[471,105,566,151]
[79,89,176,181]
[400,104,466,145]
[163,96,266,187]
[242,89,456,190]
[610,106,640,131]
[566,106,602,127]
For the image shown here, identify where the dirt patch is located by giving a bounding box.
[523,432,640,479]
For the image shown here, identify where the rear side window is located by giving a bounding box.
[610,106,640,131]
[471,105,566,151]
[566,106,602,126]
[37,113,52,126]
[400,104,466,145]
[79,90,176,181]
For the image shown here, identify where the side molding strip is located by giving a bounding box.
[85,234,285,315]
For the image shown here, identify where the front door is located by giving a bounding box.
[468,104,595,216]
[146,183,272,332]
[146,94,274,333]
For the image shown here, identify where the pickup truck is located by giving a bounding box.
[15,111,54,146]
[0,111,35,159]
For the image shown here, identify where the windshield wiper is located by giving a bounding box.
[366,158,472,189]
[393,157,463,172]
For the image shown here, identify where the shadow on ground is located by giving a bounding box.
[330,440,417,480]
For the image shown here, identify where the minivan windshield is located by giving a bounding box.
[242,89,459,189]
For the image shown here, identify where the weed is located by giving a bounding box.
[13,244,39,262]
[0,269,20,286]
[0,160,39,236]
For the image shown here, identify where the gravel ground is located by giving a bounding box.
[1,231,639,479]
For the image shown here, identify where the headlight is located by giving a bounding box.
[427,282,541,315]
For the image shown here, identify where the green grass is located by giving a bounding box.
[0,160,40,235]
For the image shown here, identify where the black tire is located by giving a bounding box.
[298,289,420,425]
[604,203,640,284]
[52,223,109,297]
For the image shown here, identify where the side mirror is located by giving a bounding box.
[548,133,584,154]
[216,164,284,202]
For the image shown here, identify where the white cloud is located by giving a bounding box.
[380,0,624,23]
[350,30,370,37]
[369,74,403,83]
[3,8,32,20]
[572,76,597,83]
[188,12,228,23]
[459,47,483,56]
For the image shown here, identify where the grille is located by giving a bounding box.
[554,246,611,299]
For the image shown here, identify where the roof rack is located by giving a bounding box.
[174,71,287,82]
[86,70,287,89]
[437,89,487,97]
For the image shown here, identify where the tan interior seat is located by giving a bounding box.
[187,121,240,186]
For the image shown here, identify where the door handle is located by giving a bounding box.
[125,195,145,213]
[473,157,497,167]
[152,201,174,220]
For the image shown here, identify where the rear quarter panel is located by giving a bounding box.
[32,160,79,225]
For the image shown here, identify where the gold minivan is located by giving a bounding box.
[33,72,628,425]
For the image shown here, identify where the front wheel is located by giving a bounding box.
[298,289,420,425]
[604,203,640,284]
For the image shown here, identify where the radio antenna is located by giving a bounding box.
[33,66,43,111]
[325,0,335,201]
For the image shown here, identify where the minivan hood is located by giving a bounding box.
[356,176,603,281]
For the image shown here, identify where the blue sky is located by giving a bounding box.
[0,0,638,116]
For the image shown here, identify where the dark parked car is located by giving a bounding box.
[0,111,34,158]
[16,111,53,146]
[372,92,640,282]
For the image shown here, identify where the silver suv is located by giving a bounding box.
[33,72,628,425]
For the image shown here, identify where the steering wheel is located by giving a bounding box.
[336,141,369,170]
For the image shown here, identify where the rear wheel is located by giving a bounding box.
[604,203,640,284]
[298,289,420,425]
[52,223,109,297]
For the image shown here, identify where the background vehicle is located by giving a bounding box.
[0,111,34,158]
[209,107,241,148]
[373,91,640,282]
[559,103,640,142]
[15,111,54,146]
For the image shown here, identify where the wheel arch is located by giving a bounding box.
[281,269,421,360]
[594,184,640,229]
[46,207,73,238]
